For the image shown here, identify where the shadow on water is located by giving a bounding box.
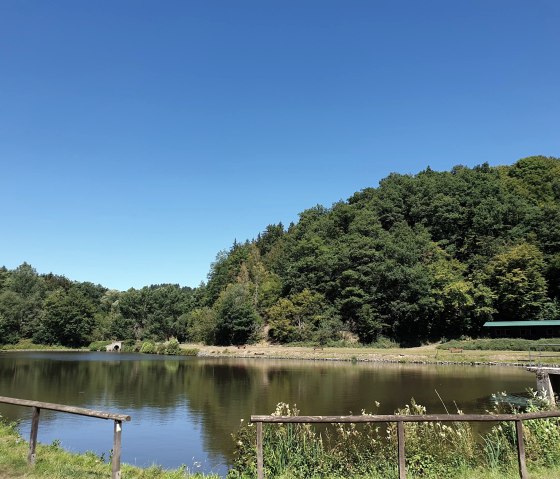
[0,352,535,475]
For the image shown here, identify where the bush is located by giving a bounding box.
[484,392,560,470]
[88,341,112,351]
[122,339,141,352]
[179,348,199,356]
[369,336,400,349]
[140,341,156,354]
[165,338,181,355]
[438,338,560,351]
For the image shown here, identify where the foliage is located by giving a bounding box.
[228,396,560,479]
[138,339,194,356]
[267,289,340,344]
[88,340,112,351]
[184,307,217,344]
[368,336,400,349]
[33,288,96,347]
[214,283,262,345]
[484,392,560,471]
[439,338,560,351]
[483,243,550,321]
[180,347,200,356]
[1,156,560,347]
[140,341,156,354]
[0,339,77,351]
[165,337,181,355]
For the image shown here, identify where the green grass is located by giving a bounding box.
[2,412,560,479]
[228,399,560,479]
[0,339,83,351]
[269,467,560,479]
[439,338,560,352]
[0,420,216,479]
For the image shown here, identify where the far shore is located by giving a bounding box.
[3,342,560,368]
[187,342,560,368]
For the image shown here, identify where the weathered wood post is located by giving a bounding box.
[256,421,264,479]
[527,367,558,406]
[397,420,406,479]
[515,420,528,479]
[27,406,40,465]
[112,419,123,479]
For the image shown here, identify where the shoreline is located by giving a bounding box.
[191,343,560,368]
[3,342,560,368]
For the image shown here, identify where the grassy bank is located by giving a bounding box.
[192,342,560,367]
[2,418,560,479]
[2,403,560,479]
[0,419,216,479]
[4,339,560,367]
[0,339,84,352]
[439,338,560,352]
[265,469,560,478]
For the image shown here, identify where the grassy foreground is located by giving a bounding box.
[1,417,560,479]
[268,469,560,479]
[0,420,216,479]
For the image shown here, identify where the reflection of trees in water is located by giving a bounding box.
[0,354,533,462]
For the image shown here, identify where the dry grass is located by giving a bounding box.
[187,342,560,367]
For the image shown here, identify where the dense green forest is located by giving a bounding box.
[1,156,559,347]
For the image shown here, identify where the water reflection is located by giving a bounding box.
[0,352,534,475]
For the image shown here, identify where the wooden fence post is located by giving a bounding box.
[257,421,264,479]
[112,420,122,479]
[515,420,528,479]
[397,420,406,479]
[27,407,40,465]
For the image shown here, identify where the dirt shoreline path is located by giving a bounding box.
[188,343,560,368]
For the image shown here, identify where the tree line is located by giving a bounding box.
[1,156,559,347]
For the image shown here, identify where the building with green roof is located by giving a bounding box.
[483,320,560,338]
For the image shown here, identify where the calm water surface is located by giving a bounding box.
[0,352,534,475]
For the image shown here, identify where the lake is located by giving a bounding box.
[0,351,534,476]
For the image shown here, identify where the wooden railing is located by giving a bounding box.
[251,410,560,479]
[528,343,560,366]
[0,396,131,479]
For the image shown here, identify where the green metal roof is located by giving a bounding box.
[483,321,560,327]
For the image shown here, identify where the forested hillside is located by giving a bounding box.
[2,156,559,347]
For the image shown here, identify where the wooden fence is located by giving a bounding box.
[251,410,560,479]
[0,396,131,479]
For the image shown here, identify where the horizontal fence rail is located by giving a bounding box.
[251,411,560,479]
[528,344,560,366]
[0,396,131,479]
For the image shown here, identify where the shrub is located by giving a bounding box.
[140,341,156,354]
[88,341,111,351]
[122,339,141,352]
[369,336,400,349]
[165,338,181,355]
[484,392,560,470]
[438,338,560,352]
[179,348,199,356]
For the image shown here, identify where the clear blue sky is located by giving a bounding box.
[1,1,559,291]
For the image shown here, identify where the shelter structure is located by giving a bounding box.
[483,320,560,339]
